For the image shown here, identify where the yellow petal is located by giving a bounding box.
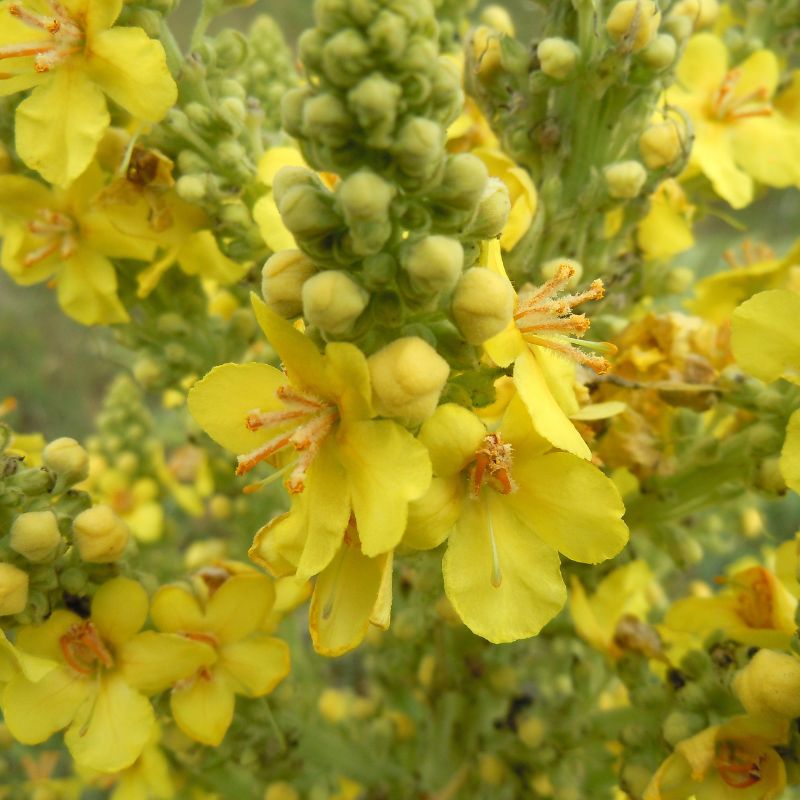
[736,49,779,100]
[257,147,307,185]
[171,674,235,746]
[206,573,276,643]
[0,175,53,220]
[220,634,290,695]
[309,545,389,656]
[15,67,109,188]
[91,577,148,646]
[513,349,591,459]
[731,117,800,189]
[676,33,728,95]
[2,668,89,743]
[16,610,81,661]
[57,249,129,326]
[253,194,297,252]
[692,122,753,209]
[510,452,628,564]
[731,290,800,383]
[781,409,800,493]
[86,27,176,121]
[370,551,393,630]
[116,631,216,695]
[339,420,432,557]
[83,0,124,36]
[125,501,164,543]
[176,231,248,284]
[418,404,486,478]
[187,362,287,454]
[65,674,154,772]
[150,585,205,633]
[404,476,463,550]
[484,322,525,368]
[443,491,567,643]
[250,504,309,577]
[324,342,373,421]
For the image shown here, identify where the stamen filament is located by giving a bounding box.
[484,494,502,589]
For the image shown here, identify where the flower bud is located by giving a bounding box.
[403,236,464,295]
[464,178,511,239]
[72,504,130,563]
[367,337,450,422]
[478,753,507,785]
[322,29,370,88]
[480,5,515,36]
[471,26,503,83]
[661,710,706,747]
[537,37,580,80]
[262,250,317,318]
[42,437,89,485]
[435,154,489,211]
[281,86,312,138]
[265,782,300,800]
[367,10,408,62]
[392,117,445,179]
[337,172,395,225]
[452,268,514,344]
[639,121,684,169]
[541,258,583,288]
[668,0,719,30]
[348,74,402,148]
[302,271,369,335]
[175,174,207,202]
[10,510,62,562]
[639,33,677,70]
[604,160,647,199]
[302,93,351,148]
[734,650,800,718]
[606,0,661,52]
[0,564,29,616]
[278,184,341,239]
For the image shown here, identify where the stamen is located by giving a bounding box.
[59,621,114,675]
[235,431,294,476]
[470,434,517,498]
[22,239,59,267]
[242,459,298,494]
[245,408,307,431]
[715,742,763,789]
[710,68,772,121]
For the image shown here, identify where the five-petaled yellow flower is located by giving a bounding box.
[0,0,177,187]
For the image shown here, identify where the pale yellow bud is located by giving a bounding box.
[403,236,464,295]
[302,271,369,334]
[537,37,580,80]
[480,5,515,36]
[604,160,647,199]
[42,437,89,484]
[541,258,583,288]
[733,650,800,718]
[10,511,62,562]
[668,0,719,30]
[0,564,29,616]
[465,178,511,239]
[262,250,317,318]
[367,337,450,422]
[639,33,677,70]
[639,122,684,169]
[209,495,233,520]
[318,688,351,723]
[471,26,503,82]
[478,753,507,785]
[184,538,227,570]
[665,266,694,294]
[264,782,300,800]
[606,0,661,52]
[72,504,130,563]
[452,268,514,344]
[518,715,546,748]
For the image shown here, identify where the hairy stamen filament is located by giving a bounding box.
[484,494,503,589]
[711,69,772,121]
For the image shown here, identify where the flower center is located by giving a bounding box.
[23,208,78,268]
[734,568,774,629]
[514,264,615,374]
[59,621,114,676]
[715,741,764,789]
[236,385,339,494]
[0,3,84,74]
[710,69,772,122]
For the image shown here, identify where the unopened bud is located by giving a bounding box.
[639,33,677,70]
[606,0,661,52]
[10,510,62,562]
[393,117,445,179]
[42,437,89,486]
[72,504,130,563]
[262,250,317,318]
[604,160,647,199]
[465,178,511,239]
[337,172,395,224]
[471,26,503,82]
[302,271,369,335]
[478,753,507,785]
[347,74,402,148]
[639,121,684,169]
[403,236,464,295]
[0,564,28,616]
[480,5,515,36]
[518,715,546,748]
[435,154,489,211]
[278,184,341,239]
[452,268,514,344]
[538,37,580,80]
[302,93,351,147]
[668,0,719,30]
[264,782,300,800]
[734,650,800,718]
[368,337,450,422]
[175,174,207,202]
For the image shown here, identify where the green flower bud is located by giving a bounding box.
[429,59,463,127]
[606,0,661,52]
[302,93,352,148]
[537,37,580,80]
[322,29,371,88]
[298,29,326,71]
[639,33,677,70]
[302,271,369,335]
[10,467,55,495]
[278,184,341,239]
[59,566,88,594]
[43,437,89,486]
[214,28,248,69]
[734,650,800,718]
[0,564,28,616]
[177,150,208,174]
[362,253,397,289]
[392,117,445,179]
[133,358,163,389]
[639,121,684,169]
[347,74,402,149]
[452,268,514,344]
[175,174,207,202]
[603,160,647,199]
[185,102,213,129]
[368,337,450,422]
[10,510,62,562]
[282,86,313,138]
[272,166,318,205]
[219,96,247,124]
[262,250,317,318]
[72,504,130,564]
[401,37,438,74]
[367,10,408,62]
[754,456,785,494]
[218,140,248,168]
[403,236,464,294]
[338,171,396,224]
[464,178,511,239]
[435,154,489,211]
[218,78,246,101]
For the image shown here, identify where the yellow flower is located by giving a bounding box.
[666,33,800,208]
[663,566,797,649]
[189,295,432,571]
[0,165,156,324]
[253,146,307,253]
[151,572,289,746]
[482,240,612,459]
[644,715,788,800]
[0,0,177,187]
[636,179,695,261]
[1,577,214,772]
[408,400,628,643]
